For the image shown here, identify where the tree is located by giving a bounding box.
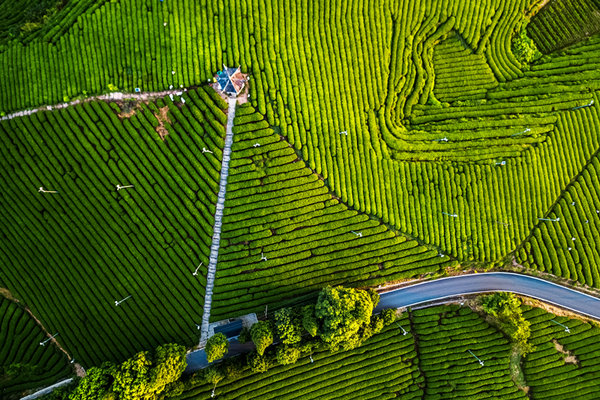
[222,357,244,380]
[238,327,251,343]
[512,20,542,66]
[204,366,224,396]
[276,345,301,365]
[275,307,303,345]
[149,344,187,394]
[111,350,154,400]
[315,286,375,351]
[206,333,229,363]
[480,293,534,355]
[250,321,274,356]
[381,309,397,326]
[302,305,318,337]
[370,315,385,335]
[247,351,270,373]
[68,362,115,400]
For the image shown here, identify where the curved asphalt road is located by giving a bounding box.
[375,272,600,319]
[186,272,600,373]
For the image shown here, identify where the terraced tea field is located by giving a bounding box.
[176,304,600,400]
[0,87,226,366]
[0,298,71,400]
[0,0,599,396]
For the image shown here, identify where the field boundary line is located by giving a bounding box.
[199,97,237,346]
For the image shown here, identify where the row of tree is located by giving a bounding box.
[204,286,397,385]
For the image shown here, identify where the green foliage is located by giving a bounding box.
[222,357,244,380]
[247,352,270,374]
[315,286,375,351]
[276,345,301,366]
[237,327,251,344]
[250,321,274,356]
[203,366,224,386]
[68,363,115,400]
[512,22,542,65]
[481,293,533,355]
[205,333,229,363]
[274,307,303,345]
[381,309,397,326]
[302,305,318,338]
[67,344,186,400]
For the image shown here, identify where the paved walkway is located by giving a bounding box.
[375,272,600,319]
[200,97,237,345]
[1,89,188,121]
[20,379,73,400]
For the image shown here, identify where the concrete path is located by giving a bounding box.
[375,272,600,319]
[20,379,73,400]
[200,97,237,345]
[1,89,189,121]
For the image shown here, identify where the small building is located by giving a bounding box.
[215,65,247,96]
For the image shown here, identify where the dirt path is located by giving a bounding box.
[0,288,85,377]
[0,88,193,121]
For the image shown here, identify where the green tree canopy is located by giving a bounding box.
[205,333,230,363]
[302,305,318,337]
[274,307,303,345]
[68,362,115,400]
[481,292,533,355]
[315,286,376,351]
[247,351,270,373]
[276,345,301,365]
[68,344,186,400]
[250,321,274,356]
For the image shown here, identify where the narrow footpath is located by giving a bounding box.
[0,89,190,121]
[200,97,237,345]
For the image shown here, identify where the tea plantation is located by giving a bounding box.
[0,297,71,400]
[1,0,600,397]
[173,304,600,399]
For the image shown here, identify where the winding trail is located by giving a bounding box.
[375,272,600,319]
[199,97,237,345]
[0,89,190,121]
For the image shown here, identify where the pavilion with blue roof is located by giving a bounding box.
[215,65,247,96]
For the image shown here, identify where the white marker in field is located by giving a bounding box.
[193,262,203,276]
[434,137,449,142]
[115,295,132,306]
[202,147,213,154]
[396,323,408,336]
[339,130,348,136]
[253,143,261,147]
[195,323,201,330]
[441,212,458,218]
[350,231,362,237]
[511,128,530,137]
[494,161,506,166]
[38,187,58,193]
[260,252,267,261]
[116,184,134,191]
[40,332,59,346]
[467,349,484,366]
[538,217,559,222]
[550,319,570,333]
